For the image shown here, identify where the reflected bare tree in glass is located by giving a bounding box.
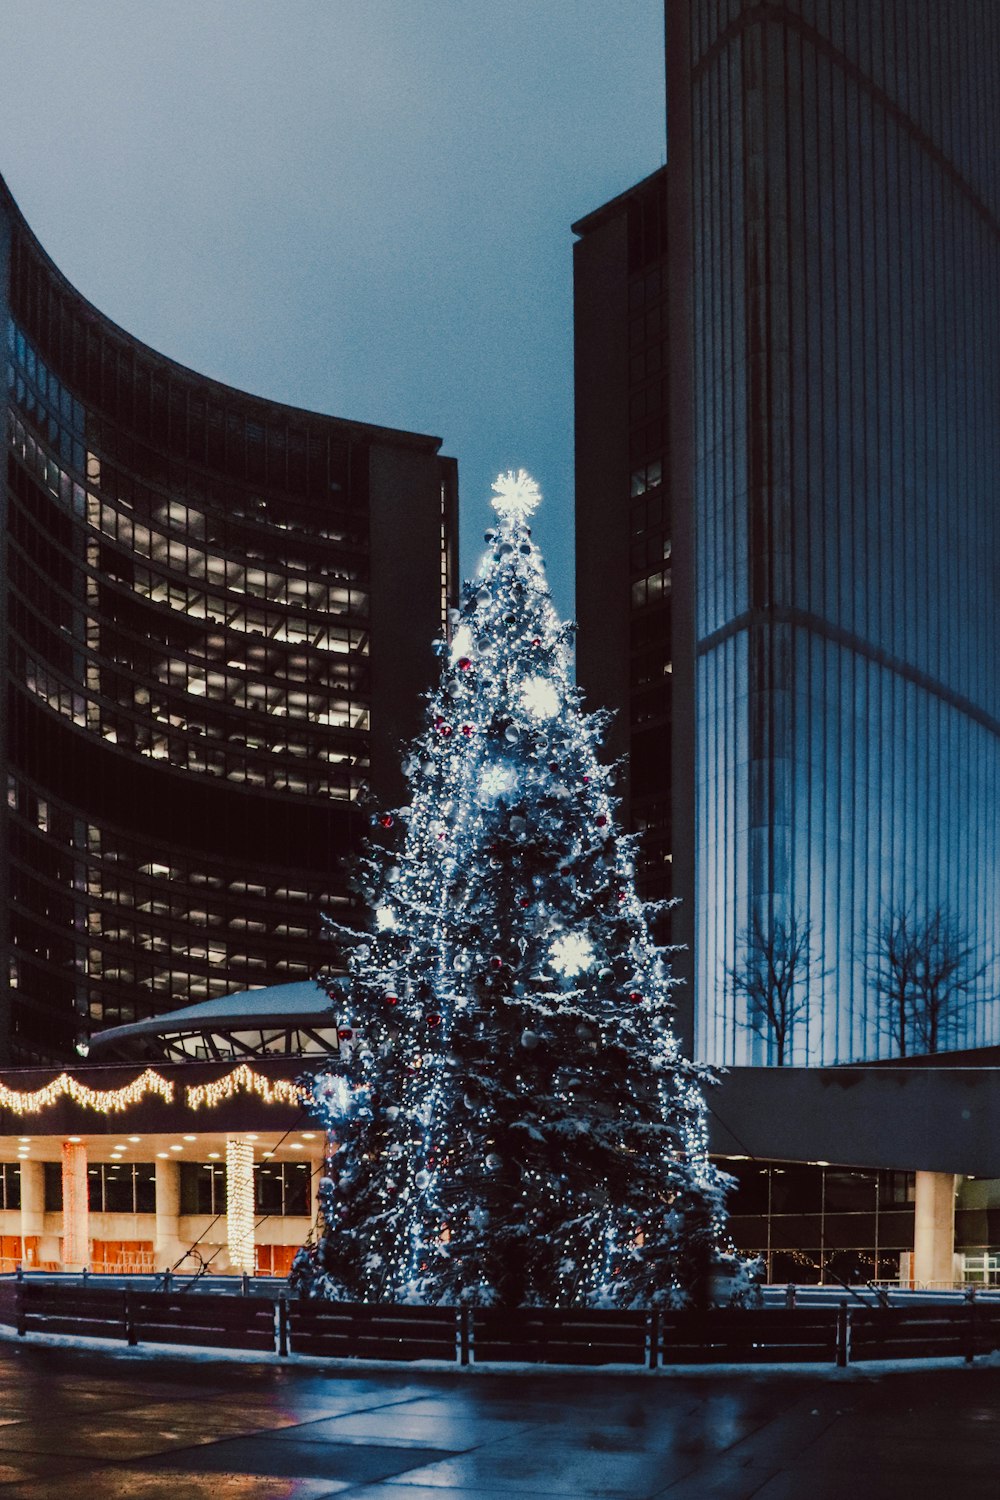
[727,911,821,1065]
[868,904,988,1056]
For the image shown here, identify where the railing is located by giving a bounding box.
[1,1280,999,1368]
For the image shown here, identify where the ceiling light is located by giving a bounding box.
[183,1134,196,1142]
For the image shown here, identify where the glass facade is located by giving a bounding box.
[685,0,1000,1063]
[0,174,457,1064]
[723,1159,916,1286]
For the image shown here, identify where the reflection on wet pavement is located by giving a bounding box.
[0,1338,997,1497]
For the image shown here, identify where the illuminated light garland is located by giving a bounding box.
[62,1140,89,1267]
[226,1134,256,1274]
[185,1065,299,1111]
[0,1069,174,1115]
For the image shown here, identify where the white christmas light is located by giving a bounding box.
[491,468,541,523]
[375,904,398,931]
[549,931,595,977]
[521,675,560,720]
[479,764,517,801]
[226,1135,256,1275]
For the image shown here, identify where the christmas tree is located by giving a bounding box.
[292,470,730,1308]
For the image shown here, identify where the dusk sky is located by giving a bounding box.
[0,0,666,619]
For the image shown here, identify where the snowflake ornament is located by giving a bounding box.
[480,764,517,801]
[521,675,560,720]
[549,931,595,977]
[491,468,541,523]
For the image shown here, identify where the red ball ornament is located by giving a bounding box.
[490,956,504,970]
[337,1027,354,1040]
[548,761,560,773]
[461,724,473,737]
[439,723,453,738]
[457,657,472,671]
[629,991,643,1003]
[385,994,398,1006]
[379,814,394,828]
[582,775,591,784]
[595,814,608,827]
[427,1013,442,1027]
[519,897,531,908]
[532,637,541,646]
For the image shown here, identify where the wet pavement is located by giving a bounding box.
[0,1339,997,1497]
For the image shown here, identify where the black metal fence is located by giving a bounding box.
[2,1279,999,1368]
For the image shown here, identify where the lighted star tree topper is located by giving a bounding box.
[292,469,731,1308]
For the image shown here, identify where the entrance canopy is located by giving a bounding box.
[88,981,344,1063]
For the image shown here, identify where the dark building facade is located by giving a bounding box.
[575,1,1000,1065]
[0,173,457,1066]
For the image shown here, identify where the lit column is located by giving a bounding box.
[19,1159,44,1268]
[61,1140,89,1271]
[226,1135,256,1275]
[155,1156,184,1271]
[913,1171,957,1287]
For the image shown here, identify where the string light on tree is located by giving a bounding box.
[292,469,732,1310]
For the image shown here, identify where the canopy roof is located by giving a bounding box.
[88,980,345,1062]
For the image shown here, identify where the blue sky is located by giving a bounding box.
[0,0,666,618]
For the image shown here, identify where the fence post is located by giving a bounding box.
[242,1272,250,1297]
[965,1285,976,1366]
[784,1283,797,1309]
[277,1296,289,1358]
[836,1300,849,1368]
[647,1306,659,1370]
[16,1282,25,1339]
[124,1288,138,1347]
[458,1306,471,1366]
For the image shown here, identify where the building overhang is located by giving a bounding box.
[709,1064,1000,1177]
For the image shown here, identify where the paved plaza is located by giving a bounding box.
[0,1339,997,1498]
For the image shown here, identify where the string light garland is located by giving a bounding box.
[0,1069,174,1115]
[185,1065,299,1111]
[61,1140,89,1267]
[226,1134,256,1274]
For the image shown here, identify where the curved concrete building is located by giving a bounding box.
[0,173,457,1065]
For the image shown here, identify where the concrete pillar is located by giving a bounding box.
[61,1140,89,1271]
[155,1156,184,1271]
[19,1159,44,1268]
[913,1171,957,1287]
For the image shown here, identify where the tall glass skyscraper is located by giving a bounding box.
[0,172,457,1065]
[576,1,1000,1064]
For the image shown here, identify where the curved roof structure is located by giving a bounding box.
[88,980,346,1062]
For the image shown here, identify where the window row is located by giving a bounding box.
[630,569,672,610]
[179,1161,313,1218]
[35,1160,314,1217]
[6,420,371,619]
